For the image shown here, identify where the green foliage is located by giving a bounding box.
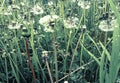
[0,0,120,83]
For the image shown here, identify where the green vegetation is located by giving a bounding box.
[0,0,120,83]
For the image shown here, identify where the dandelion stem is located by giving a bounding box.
[45,58,54,83]
[25,38,36,83]
[55,60,95,83]
[67,33,82,80]
[52,33,58,83]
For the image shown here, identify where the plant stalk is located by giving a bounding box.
[25,38,36,83]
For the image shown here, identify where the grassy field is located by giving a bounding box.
[0,0,120,83]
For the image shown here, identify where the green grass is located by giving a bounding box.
[0,0,120,83]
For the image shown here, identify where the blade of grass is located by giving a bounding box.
[107,0,120,82]
[99,51,106,83]
[8,56,20,83]
[99,42,111,83]
[99,41,111,61]
[86,34,101,55]
[5,58,8,83]
[80,41,100,65]
[9,56,27,83]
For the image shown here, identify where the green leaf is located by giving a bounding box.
[108,0,120,82]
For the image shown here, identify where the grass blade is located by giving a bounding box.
[107,0,120,82]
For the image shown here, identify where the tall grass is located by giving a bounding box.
[0,0,120,83]
[108,0,120,82]
[99,0,120,83]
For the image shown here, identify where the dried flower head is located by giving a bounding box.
[30,4,44,15]
[39,15,59,25]
[8,21,21,29]
[42,51,49,58]
[39,15,59,32]
[98,19,117,32]
[78,1,90,9]
[39,15,51,25]
[64,17,79,29]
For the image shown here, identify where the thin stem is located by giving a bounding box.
[66,30,72,52]
[5,58,8,83]
[67,33,82,80]
[63,30,72,75]
[55,60,95,83]
[25,38,36,83]
[45,59,54,83]
[52,33,58,83]
[80,34,85,66]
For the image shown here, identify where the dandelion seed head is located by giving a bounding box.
[39,15,51,25]
[78,1,90,9]
[39,15,59,32]
[8,21,21,30]
[64,17,79,29]
[39,15,59,25]
[42,51,48,58]
[98,19,117,32]
[31,4,44,15]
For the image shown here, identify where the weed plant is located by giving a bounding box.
[0,0,120,83]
